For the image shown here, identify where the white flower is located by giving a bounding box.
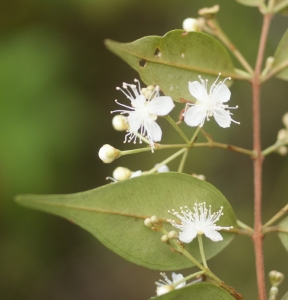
[168,202,232,243]
[155,272,186,296]
[113,79,175,151]
[184,74,239,128]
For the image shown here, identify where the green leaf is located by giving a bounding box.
[105,30,236,103]
[278,215,288,252]
[281,291,288,300]
[16,173,237,270]
[235,0,262,6]
[273,29,288,81]
[155,283,236,300]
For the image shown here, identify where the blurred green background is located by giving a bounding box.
[1,0,288,299]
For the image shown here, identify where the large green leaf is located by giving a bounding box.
[156,283,236,300]
[273,29,288,81]
[105,30,236,103]
[16,173,237,270]
[278,214,288,252]
[235,0,262,6]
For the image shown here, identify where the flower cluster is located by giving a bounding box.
[168,202,232,243]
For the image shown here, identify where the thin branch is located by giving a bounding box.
[262,226,288,235]
[263,204,288,228]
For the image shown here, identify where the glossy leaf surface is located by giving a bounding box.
[105,30,236,102]
[273,29,288,80]
[16,173,237,270]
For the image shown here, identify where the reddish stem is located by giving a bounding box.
[251,13,272,300]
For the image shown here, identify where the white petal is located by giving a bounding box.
[179,228,197,243]
[128,112,141,132]
[184,105,206,127]
[204,229,223,242]
[188,81,206,101]
[132,94,146,108]
[130,170,142,178]
[147,96,175,116]
[144,118,162,142]
[172,273,186,288]
[213,108,232,128]
[211,83,231,103]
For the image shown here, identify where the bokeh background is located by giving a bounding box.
[1,0,288,299]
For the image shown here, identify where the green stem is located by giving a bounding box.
[262,60,288,82]
[262,140,288,156]
[172,271,204,288]
[206,19,254,75]
[263,204,288,228]
[262,226,288,234]
[273,0,288,13]
[177,149,189,173]
[197,234,208,268]
[146,148,187,174]
[237,220,254,233]
[190,126,201,144]
[165,115,190,144]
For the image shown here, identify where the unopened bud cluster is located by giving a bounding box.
[144,215,163,231]
[276,112,288,156]
[268,270,284,300]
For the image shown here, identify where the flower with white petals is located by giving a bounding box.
[112,79,175,151]
[184,74,239,128]
[155,272,186,296]
[168,202,232,243]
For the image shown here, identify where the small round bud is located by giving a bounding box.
[98,144,121,163]
[168,230,178,239]
[269,270,284,287]
[192,173,206,181]
[277,128,288,141]
[156,285,174,296]
[265,56,275,69]
[161,235,169,243]
[282,112,288,128]
[144,218,153,227]
[155,164,169,173]
[112,115,129,131]
[269,286,279,299]
[182,18,199,32]
[277,146,288,156]
[141,85,155,99]
[150,215,160,224]
[112,167,132,181]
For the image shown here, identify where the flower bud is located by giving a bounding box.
[182,18,200,32]
[161,235,169,243]
[141,85,155,99]
[192,173,206,181]
[277,128,288,141]
[155,164,169,173]
[277,146,288,156]
[156,285,174,296]
[269,270,284,287]
[144,218,153,227]
[269,286,278,299]
[98,144,120,163]
[112,167,132,181]
[265,56,275,69]
[168,230,178,239]
[150,215,160,224]
[112,115,129,131]
[282,112,288,128]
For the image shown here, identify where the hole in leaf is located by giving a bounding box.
[139,59,147,67]
[154,48,161,57]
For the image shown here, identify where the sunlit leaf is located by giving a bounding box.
[105,30,236,103]
[235,0,262,6]
[278,214,288,252]
[273,29,288,81]
[16,173,237,270]
[155,282,236,300]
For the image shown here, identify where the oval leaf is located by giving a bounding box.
[273,29,288,81]
[235,0,262,6]
[16,173,237,270]
[155,282,236,300]
[105,30,236,102]
[278,214,288,252]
